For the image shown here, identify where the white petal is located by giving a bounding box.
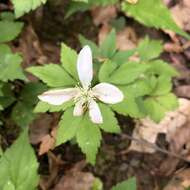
[92,83,124,104]
[38,88,78,105]
[89,99,103,124]
[73,99,85,116]
[77,45,93,89]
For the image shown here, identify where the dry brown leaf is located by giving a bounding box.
[91,6,117,26]
[29,114,54,144]
[128,98,190,153]
[175,85,190,99]
[98,25,138,51]
[40,152,64,190]
[116,27,138,51]
[53,161,96,190]
[39,128,57,155]
[164,169,190,190]
[171,1,190,32]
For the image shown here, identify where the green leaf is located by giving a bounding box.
[112,50,135,65]
[0,129,39,190]
[156,93,178,110]
[27,64,76,87]
[76,115,102,165]
[112,96,145,118]
[11,102,35,127]
[99,60,117,82]
[56,107,82,146]
[0,53,26,82]
[100,30,116,58]
[19,82,47,105]
[66,0,117,18]
[122,79,152,97]
[109,62,150,85]
[111,177,136,190]
[0,44,11,57]
[0,12,15,21]
[0,21,23,43]
[122,0,190,39]
[151,75,172,96]
[11,0,47,18]
[148,60,179,77]
[98,103,120,133]
[79,34,100,58]
[137,37,163,61]
[0,84,16,108]
[143,93,178,122]
[61,43,78,80]
[11,82,47,127]
[3,181,15,190]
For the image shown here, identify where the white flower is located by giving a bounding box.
[38,46,124,124]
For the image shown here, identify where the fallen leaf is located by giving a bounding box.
[128,98,190,153]
[164,169,190,190]
[175,85,190,99]
[53,161,97,190]
[29,114,54,144]
[116,27,138,51]
[39,127,57,155]
[91,6,117,26]
[98,25,138,51]
[171,1,190,32]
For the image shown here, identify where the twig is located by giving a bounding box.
[121,133,190,163]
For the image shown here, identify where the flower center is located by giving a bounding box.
[74,86,95,104]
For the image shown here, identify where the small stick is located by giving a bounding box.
[120,133,190,163]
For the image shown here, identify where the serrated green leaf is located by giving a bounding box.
[148,60,179,77]
[0,84,15,109]
[109,62,150,85]
[79,34,100,58]
[56,107,82,146]
[151,75,172,96]
[0,129,39,190]
[76,115,102,165]
[112,50,135,65]
[111,177,136,190]
[98,103,120,133]
[112,95,145,118]
[3,181,15,190]
[0,21,23,43]
[11,102,35,127]
[98,60,117,82]
[143,97,165,122]
[20,82,47,105]
[11,0,47,18]
[143,93,178,122]
[100,30,116,58]
[61,43,78,79]
[27,64,76,87]
[11,82,47,127]
[122,79,152,97]
[137,36,163,61]
[66,0,117,18]
[0,44,11,57]
[0,53,26,82]
[156,93,178,110]
[0,12,15,21]
[122,0,190,39]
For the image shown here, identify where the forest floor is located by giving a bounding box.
[2,0,190,189]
